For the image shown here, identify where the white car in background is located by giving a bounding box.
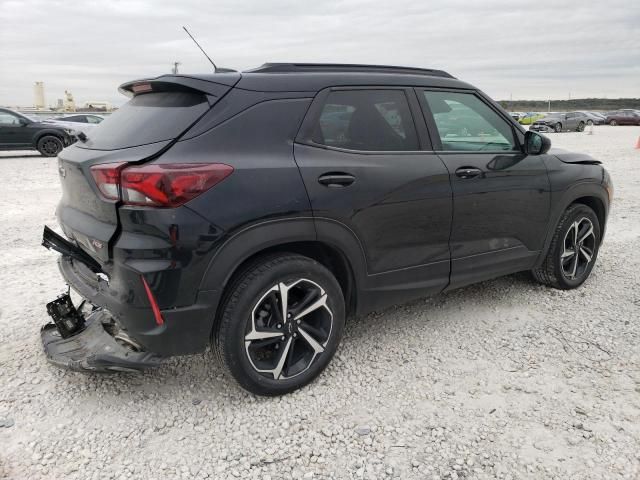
[43,114,104,136]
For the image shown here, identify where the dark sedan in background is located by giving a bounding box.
[530,112,590,133]
[605,110,640,126]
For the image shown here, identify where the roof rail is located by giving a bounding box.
[246,63,455,79]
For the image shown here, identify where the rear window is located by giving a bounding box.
[310,90,419,151]
[82,92,209,150]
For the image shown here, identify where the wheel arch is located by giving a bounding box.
[219,240,358,317]
[34,129,66,144]
[571,195,606,236]
[199,218,366,328]
[535,183,609,268]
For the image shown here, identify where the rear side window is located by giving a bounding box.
[422,90,517,152]
[83,92,209,150]
[310,90,419,151]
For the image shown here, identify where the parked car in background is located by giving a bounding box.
[578,111,606,125]
[605,110,640,126]
[509,112,522,121]
[40,63,611,396]
[43,114,103,136]
[530,112,589,133]
[518,112,545,125]
[0,107,73,156]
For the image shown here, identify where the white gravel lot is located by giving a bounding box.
[0,126,639,480]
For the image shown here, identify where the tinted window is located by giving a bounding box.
[311,90,419,151]
[423,91,517,152]
[83,92,209,150]
[86,115,103,124]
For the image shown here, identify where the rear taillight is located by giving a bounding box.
[90,163,233,207]
[90,163,125,200]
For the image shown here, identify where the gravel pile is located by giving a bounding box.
[1,126,639,479]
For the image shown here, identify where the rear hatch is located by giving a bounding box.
[55,74,240,264]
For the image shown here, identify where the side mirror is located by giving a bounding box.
[524,130,551,155]
[18,117,30,126]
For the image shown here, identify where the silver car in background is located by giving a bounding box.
[42,114,103,136]
[530,111,590,133]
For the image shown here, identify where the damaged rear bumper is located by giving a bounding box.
[41,308,164,373]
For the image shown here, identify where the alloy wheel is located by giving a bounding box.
[42,138,61,156]
[245,278,333,380]
[560,217,596,280]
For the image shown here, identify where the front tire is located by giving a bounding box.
[215,253,345,395]
[554,122,563,133]
[577,122,585,132]
[532,204,601,289]
[37,135,63,157]
[586,120,593,126]
[609,119,617,126]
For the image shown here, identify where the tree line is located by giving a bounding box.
[498,98,640,112]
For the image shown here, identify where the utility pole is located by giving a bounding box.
[172,61,181,74]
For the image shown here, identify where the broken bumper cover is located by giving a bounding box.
[41,309,164,373]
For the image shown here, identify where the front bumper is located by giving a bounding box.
[41,309,163,373]
[530,124,552,132]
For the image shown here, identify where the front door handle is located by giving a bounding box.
[318,173,356,188]
[455,167,482,179]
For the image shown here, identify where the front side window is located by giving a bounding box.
[311,90,419,151]
[0,112,20,126]
[422,91,517,152]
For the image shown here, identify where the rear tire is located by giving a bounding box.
[609,120,617,126]
[577,122,585,132]
[554,122,562,133]
[532,204,601,290]
[214,253,345,396]
[586,120,593,126]
[37,135,63,157]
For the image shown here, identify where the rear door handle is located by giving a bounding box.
[318,173,355,188]
[455,167,482,179]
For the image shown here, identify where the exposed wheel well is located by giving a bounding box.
[35,133,64,145]
[221,241,357,317]
[571,196,605,239]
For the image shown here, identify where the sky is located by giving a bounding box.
[0,0,638,107]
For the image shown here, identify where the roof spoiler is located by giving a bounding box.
[118,73,241,98]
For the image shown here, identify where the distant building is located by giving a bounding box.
[56,98,64,110]
[34,81,45,109]
[63,90,76,112]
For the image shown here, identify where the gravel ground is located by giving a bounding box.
[0,126,639,480]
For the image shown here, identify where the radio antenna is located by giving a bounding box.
[182,26,218,72]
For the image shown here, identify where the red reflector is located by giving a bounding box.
[121,163,233,207]
[141,276,164,326]
[90,163,126,200]
[132,83,153,93]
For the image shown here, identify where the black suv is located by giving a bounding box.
[0,108,73,157]
[41,64,612,395]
